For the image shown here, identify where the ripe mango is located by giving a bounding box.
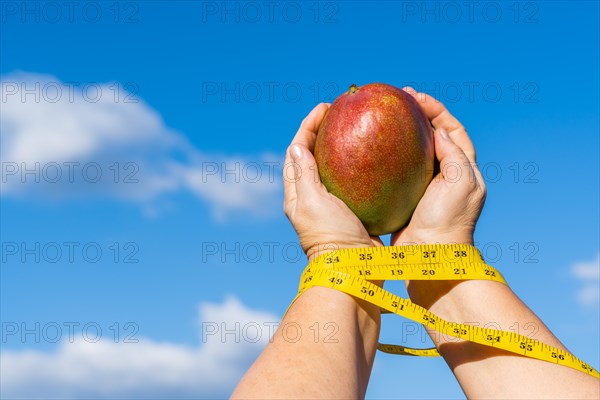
[314,83,434,235]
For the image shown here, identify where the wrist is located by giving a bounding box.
[395,228,474,246]
[304,240,384,288]
[305,239,376,262]
[398,232,475,307]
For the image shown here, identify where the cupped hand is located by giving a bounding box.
[392,88,486,246]
[283,103,382,262]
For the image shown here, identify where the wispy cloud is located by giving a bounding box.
[571,253,600,307]
[0,296,278,399]
[0,72,281,218]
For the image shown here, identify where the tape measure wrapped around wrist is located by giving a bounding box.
[291,244,599,379]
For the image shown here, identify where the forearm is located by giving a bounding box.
[408,279,600,399]
[231,286,381,399]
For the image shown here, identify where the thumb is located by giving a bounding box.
[288,144,322,201]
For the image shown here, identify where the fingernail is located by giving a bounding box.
[438,127,449,139]
[290,145,303,161]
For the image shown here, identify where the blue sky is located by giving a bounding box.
[1,1,599,398]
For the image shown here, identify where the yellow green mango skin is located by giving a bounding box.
[314,83,434,235]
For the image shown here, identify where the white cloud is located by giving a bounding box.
[0,72,282,218]
[571,253,600,307]
[0,296,279,399]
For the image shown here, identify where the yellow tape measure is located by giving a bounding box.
[294,244,599,379]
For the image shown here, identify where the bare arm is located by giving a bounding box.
[232,104,383,399]
[231,287,380,399]
[406,279,599,399]
[395,88,600,399]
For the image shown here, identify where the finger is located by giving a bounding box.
[291,103,329,152]
[282,148,298,215]
[405,90,476,163]
[289,143,322,202]
[434,128,472,184]
[284,103,328,211]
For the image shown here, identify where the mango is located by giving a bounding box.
[314,83,434,235]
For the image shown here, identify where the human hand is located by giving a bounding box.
[392,88,486,247]
[283,103,382,262]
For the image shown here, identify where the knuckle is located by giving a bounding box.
[283,202,290,217]
[479,184,487,201]
[283,198,295,219]
[467,180,487,206]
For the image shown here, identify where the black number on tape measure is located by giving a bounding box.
[328,277,343,285]
[390,300,404,310]
[581,363,592,372]
[359,270,372,276]
[423,315,437,324]
[304,276,312,283]
[325,256,340,264]
[454,250,468,257]
[484,269,496,277]
[359,254,373,261]
[422,269,436,276]
[361,287,375,296]
[423,250,436,258]
[453,268,466,275]
[519,342,533,351]
[453,327,467,335]
[390,269,404,276]
[391,252,405,259]
[551,352,565,360]
[486,335,501,342]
